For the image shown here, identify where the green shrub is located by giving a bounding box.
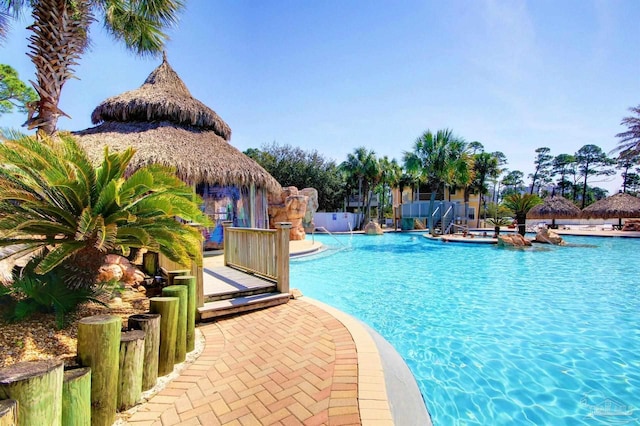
[3,258,108,329]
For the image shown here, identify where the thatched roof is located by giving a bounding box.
[75,121,281,193]
[527,196,581,219]
[90,53,231,140]
[581,192,640,219]
[74,55,281,194]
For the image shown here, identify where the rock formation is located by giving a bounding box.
[300,188,319,232]
[268,186,310,240]
[534,228,565,245]
[497,234,532,247]
[98,254,146,286]
[364,221,383,235]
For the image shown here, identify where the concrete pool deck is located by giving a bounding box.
[125,240,429,425]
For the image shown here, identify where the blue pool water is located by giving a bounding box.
[290,233,640,425]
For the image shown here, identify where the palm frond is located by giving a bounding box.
[35,241,86,275]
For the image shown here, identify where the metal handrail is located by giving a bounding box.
[451,223,469,233]
[313,226,347,247]
[442,205,454,234]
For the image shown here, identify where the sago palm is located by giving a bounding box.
[0,133,210,289]
[0,0,183,135]
[502,193,542,236]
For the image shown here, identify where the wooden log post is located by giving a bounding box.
[161,286,187,363]
[117,331,145,411]
[142,252,159,276]
[222,221,233,266]
[0,359,64,425]
[173,275,196,352]
[166,269,190,286]
[275,222,292,294]
[77,315,121,426]
[187,223,205,309]
[149,297,179,376]
[0,400,17,426]
[128,314,161,391]
[62,367,91,426]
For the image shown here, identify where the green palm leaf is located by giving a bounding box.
[35,242,86,275]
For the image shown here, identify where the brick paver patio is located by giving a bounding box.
[126,299,364,425]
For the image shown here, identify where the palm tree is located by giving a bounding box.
[502,193,542,236]
[471,152,499,227]
[614,105,640,160]
[404,129,464,235]
[449,142,474,228]
[341,147,379,229]
[0,133,210,289]
[376,156,402,225]
[0,0,183,135]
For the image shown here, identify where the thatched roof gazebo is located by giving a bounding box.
[581,192,640,227]
[75,54,279,193]
[75,55,280,247]
[526,195,581,227]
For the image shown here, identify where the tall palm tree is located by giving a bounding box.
[471,152,499,227]
[341,147,379,229]
[614,105,640,160]
[404,129,464,235]
[0,0,184,135]
[0,132,209,289]
[449,142,474,228]
[376,156,401,225]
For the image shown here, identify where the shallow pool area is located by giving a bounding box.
[290,233,640,425]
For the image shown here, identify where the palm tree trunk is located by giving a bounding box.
[27,0,92,135]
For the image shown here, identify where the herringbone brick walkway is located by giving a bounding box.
[126,299,363,425]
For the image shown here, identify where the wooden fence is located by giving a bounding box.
[223,221,291,293]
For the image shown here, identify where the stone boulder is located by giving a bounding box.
[534,228,565,245]
[364,221,383,235]
[622,219,640,231]
[300,188,319,232]
[97,254,145,286]
[497,234,532,247]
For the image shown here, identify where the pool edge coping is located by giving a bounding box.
[301,296,431,425]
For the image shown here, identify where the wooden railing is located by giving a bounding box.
[223,221,291,293]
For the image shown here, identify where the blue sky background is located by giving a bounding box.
[2,0,639,193]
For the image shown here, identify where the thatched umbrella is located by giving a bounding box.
[581,192,640,227]
[526,195,581,227]
[74,54,280,193]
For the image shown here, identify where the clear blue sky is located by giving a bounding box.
[2,0,639,193]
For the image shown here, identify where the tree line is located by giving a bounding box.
[245,113,640,230]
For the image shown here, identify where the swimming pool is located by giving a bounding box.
[290,233,640,425]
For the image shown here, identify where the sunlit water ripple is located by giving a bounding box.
[290,233,640,425]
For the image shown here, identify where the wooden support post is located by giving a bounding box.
[77,314,121,426]
[62,367,91,426]
[128,314,160,391]
[0,400,17,426]
[161,286,187,363]
[142,252,159,276]
[0,359,64,426]
[117,330,145,411]
[173,275,196,352]
[222,221,233,266]
[275,222,292,294]
[149,297,179,376]
[167,269,190,286]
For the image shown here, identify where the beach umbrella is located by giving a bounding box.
[581,192,640,227]
[526,195,581,227]
[74,53,280,193]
